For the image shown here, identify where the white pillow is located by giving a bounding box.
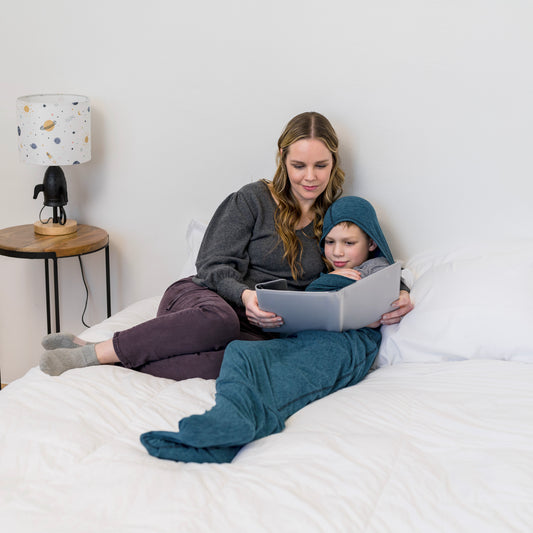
[179,219,208,278]
[376,241,533,366]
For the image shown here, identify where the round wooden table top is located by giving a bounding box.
[0,224,109,258]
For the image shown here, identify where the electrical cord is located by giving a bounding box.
[78,256,91,328]
[39,205,53,224]
[38,205,67,225]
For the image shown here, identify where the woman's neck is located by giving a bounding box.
[296,206,315,229]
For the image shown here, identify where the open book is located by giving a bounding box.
[256,262,401,334]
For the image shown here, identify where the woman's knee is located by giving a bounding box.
[198,303,240,345]
[158,278,240,346]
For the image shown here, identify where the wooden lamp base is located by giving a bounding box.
[34,219,78,236]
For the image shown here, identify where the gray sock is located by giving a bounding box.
[40,344,100,376]
[41,332,94,350]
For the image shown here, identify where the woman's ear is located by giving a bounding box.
[368,239,378,252]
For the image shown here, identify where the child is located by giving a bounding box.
[141,196,397,463]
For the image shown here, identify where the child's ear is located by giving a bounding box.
[368,239,378,252]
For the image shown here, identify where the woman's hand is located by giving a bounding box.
[380,290,414,325]
[242,289,283,329]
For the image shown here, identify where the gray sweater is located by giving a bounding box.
[194,181,326,306]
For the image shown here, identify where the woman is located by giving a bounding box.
[40,112,413,380]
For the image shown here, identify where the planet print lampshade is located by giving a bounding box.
[17,94,91,165]
[16,94,91,235]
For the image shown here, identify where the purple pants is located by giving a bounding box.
[112,277,275,381]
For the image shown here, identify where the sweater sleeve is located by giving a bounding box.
[194,188,257,306]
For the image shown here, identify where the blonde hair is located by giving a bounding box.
[266,112,345,279]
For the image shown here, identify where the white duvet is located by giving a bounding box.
[1,357,532,532]
[2,241,533,532]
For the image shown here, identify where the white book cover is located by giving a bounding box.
[256,262,401,334]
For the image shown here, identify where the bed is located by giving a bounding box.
[1,227,532,532]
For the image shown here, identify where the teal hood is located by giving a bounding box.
[320,196,394,265]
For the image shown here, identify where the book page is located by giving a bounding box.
[256,263,401,334]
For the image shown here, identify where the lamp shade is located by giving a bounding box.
[17,94,91,166]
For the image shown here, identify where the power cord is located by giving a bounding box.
[78,256,91,328]
[38,205,67,225]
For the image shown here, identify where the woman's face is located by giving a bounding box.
[285,138,333,209]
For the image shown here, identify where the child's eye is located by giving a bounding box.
[324,240,334,245]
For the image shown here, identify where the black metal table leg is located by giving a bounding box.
[105,244,111,317]
[44,258,52,335]
[53,257,60,333]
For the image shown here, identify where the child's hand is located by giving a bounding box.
[242,289,283,329]
[330,268,362,281]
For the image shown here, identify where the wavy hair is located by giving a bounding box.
[266,112,345,279]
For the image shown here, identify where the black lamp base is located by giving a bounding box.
[33,165,78,235]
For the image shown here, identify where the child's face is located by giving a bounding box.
[323,223,377,270]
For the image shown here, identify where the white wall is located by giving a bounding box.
[1,0,532,382]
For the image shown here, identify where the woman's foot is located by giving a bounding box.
[40,344,100,376]
[41,332,91,350]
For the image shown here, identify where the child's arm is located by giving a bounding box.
[329,268,362,281]
[329,257,389,281]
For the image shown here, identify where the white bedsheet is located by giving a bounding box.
[1,357,532,532]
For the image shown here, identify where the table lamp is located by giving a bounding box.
[16,94,91,235]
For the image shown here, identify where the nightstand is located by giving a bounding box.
[0,224,111,334]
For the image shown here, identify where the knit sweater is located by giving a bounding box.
[193,181,326,306]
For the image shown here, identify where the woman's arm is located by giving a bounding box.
[194,190,256,306]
